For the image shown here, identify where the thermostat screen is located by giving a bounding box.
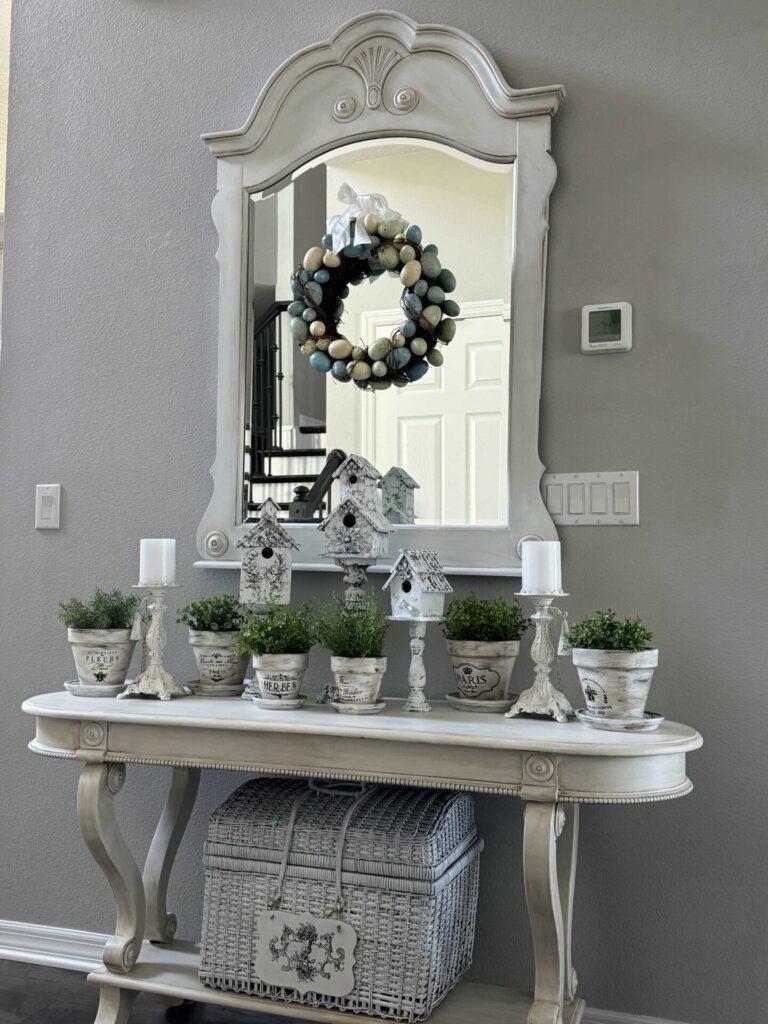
[589,308,622,342]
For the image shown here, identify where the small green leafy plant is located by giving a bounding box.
[315,594,388,660]
[236,604,315,656]
[177,595,244,632]
[59,588,139,630]
[566,609,653,652]
[443,594,529,643]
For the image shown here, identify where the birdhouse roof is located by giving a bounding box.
[258,497,282,519]
[333,453,381,482]
[379,466,420,489]
[318,496,392,535]
[236,518,300,550]
[382,549,453,593]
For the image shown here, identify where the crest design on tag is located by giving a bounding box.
[256,911,357,995]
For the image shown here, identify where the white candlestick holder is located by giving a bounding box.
[390,616,442,713]
[506,592,573,723]
[118,585,191,701]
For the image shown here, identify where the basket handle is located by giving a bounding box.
[269,781,370,915]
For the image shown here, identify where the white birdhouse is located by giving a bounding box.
[382,549,453,620]
[319,497,392,562]
[333,454,381,510]
[379,466,420,524]
[236,499,299,607]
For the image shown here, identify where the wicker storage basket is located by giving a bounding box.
[200,777,483,1022]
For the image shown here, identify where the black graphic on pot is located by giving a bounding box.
[454,663,502,699]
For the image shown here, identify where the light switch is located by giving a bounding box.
[35,484,61,529]
[541,472,639,525]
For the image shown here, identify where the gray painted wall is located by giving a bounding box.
[0,1,765,1021]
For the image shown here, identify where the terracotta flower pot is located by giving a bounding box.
[252,652,310,701]
[571,648,659,719]
[446,639,520,700]
[67,628,136,696]
[188,629,249,696]
[329,656,387,706]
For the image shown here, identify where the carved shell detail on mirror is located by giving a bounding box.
[332,45,420,122]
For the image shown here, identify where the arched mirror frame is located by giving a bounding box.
[195,11,565,574]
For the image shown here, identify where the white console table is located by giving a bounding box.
[23,692,701,1024]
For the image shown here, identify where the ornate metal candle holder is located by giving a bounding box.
[506,592,573,723]
[119,585,190,701]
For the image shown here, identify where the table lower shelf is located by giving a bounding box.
[88,941,585,1024]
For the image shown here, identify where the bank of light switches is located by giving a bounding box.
[541,472,639,526]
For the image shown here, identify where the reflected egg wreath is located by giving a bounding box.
[289,214,459,390]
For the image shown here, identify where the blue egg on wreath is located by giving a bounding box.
[309,351,332,374]
[331,359,351,381]
[405,359,429,382]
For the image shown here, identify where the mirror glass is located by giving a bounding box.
[244,139,513,528]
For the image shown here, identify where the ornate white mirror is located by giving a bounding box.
[196,11,564,574]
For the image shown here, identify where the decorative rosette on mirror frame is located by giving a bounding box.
[289,214,459,391]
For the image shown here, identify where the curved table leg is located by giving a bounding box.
[557,804,579,1003]
[143,767,200,943]
[94,987,137,1024]
[523,801,584,1024]
[77,763,145,974]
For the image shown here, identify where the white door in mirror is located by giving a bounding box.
[581,302,632,353]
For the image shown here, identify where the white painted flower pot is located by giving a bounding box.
[572,648,659,719]
[67,629,136,694]
[189,630,249,696]
[329,656,387,705]
[252,652,310,701]
[446,639,519,700]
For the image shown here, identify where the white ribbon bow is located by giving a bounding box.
[326,182,403,252]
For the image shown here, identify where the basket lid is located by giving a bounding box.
[206,778,475,871]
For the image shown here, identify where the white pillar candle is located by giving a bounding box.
[521,540,562,594]
[139,538,176,586]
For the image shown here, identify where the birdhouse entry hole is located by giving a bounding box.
[349,474,358,484]
[401,580,413,593]
[261,547,274,559]
[343,513,356,528]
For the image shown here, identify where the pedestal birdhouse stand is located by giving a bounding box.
[379,467,420,524]
[382,550,453,713]
[333,454,382,511]
[319,497,392,606]
[237,498,299,609]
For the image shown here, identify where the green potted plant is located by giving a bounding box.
[236,604,315,705]
[443,594,529,704]
[177,595,248,696]
[59,589,139,696]
[315,594,389,713]
[566,609,657,721]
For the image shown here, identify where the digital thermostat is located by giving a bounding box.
[581,302,632,353]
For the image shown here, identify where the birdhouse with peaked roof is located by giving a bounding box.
[379,466,420,524]
[236,498,299,606]
[333,454,381,510]
[382,549,453,620]
[319,497,392,562]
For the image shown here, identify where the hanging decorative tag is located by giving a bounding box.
[255,910,357,996]
[557,610,572,656]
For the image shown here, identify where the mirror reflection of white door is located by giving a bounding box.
[360,301,510,526]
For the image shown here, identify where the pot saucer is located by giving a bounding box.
[575,709,665,732]
[64,679,129,698]
[247,694,306,711]
[330,701,386,716]
[445,691,517,714]
[188,680,245,697]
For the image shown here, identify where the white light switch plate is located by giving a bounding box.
[542,472,639,525]
[35,484,61,529]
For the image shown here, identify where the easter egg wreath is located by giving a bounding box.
[289,212,459,390]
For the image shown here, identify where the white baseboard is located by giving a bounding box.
[0,918,105,973]
[0,918,692,1024]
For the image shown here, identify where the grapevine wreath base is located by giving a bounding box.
[289,212,459,390]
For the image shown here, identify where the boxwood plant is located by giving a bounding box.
[177,595,244,633]
[566,609,653,652]
[236,604,315,656]
[443,594,529,643]
[58,589,139,630]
